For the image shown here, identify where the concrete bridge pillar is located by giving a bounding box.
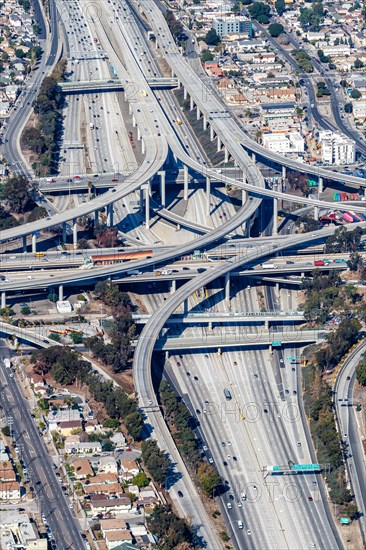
[190,97,194,111]
[364,187,366,198]
[301,272,305,278]
[32,233,37,253]
[275,283,280,293]
[224,146,229,163]
[265,319,269,330]
[139,187,144,214]
[252,152,256,162]
[22,235,27,253]
[159,170,166,207]
[137,127,141,141]
[132,114,136,127]
[203,115,208,131]
[183,87,188,101]
[72,219,78,249]
[183,165,189,201]
[272,197,278,236]
[145,182,150,229]
[141,138,145,155]
[62,222,67,243]
[206,176,211,216]
[177,79,181,88]
[217,136,222,152]
[59,285,63,303]
[242,189,247,205]
[1,292,6,309]
[208,321,213,331]
[282,165,286,181]
[318,177,323,194]
[183,298,188,314]
[107,203,114,227]
[225,272,230,302]
[94,210,99,225]
[314,205,319,221]
[196,106,201,121]
[210,126,215,141]
[170,279,176,294]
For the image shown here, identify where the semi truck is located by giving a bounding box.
[4,358,11,369]
[90,123,94,130]
[262,263,277,269]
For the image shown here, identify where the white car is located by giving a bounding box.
[208,457,213,464]
[227,502,232,509]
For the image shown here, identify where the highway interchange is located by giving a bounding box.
[0,0,366,549]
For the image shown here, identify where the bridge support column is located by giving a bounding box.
[129,103,133,115]
[183,87,188,101]
[159,171,166,207]
[272,197,278,235]
[242,189,247,205]
[139,187,144,214]
[183,299,188,314]
[170,279,176,294]
[206,176,211,215]
[62,222,67,243]
[183,165,189,200]
[208,321,213,331]
[107,203,114,227]
[165,351,169,360]
[252,152,256,162]
[177,79,181,88]
[364,187,366,199]
[265,319,269,330]
[225,272,230,303]
[72,220,78,249]
[282,165,286,181]
[301,272,305,278]
[196,106,201,121]
[1,292,5,309]
[217,136,222,152]
[314,205,319,221]
[203,115,208,131]
[22,235,27,253]
[224,146,229,163]
[59,285,63,303]
[318,177,323,194]
[275,283,280,293]
[94,210,99,225]
[137,127,141,141]
[210,126,215,141]
[32,233,37,253]
[190,97,194,111]
[145,182,150,230]
[141,138,145,155]
[132,114,136,127]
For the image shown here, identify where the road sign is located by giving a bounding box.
[292,464,320,471]
[287,356,296,361]
[272,341,282,347]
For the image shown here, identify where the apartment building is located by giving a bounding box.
[213,16,252,38]
[319,131,356,164]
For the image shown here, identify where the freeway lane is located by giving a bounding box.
[0,344,84,550]
[335,341,366,544]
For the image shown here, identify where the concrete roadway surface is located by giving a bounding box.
[335,340,366,544]
[0,344,84,549]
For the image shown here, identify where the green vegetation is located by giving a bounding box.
[21,60,66,175]
[31,346,144,440]
[141,440,170,485]
[201,49,214,63]
[70,332,83,344]
[85,281,135,373]
[165,10,183,39]
[49,333,61,342]
[356,354,366,386]
[299,3,325,31]
[350,89,362,100]
[316,81,330,97]
[160,380,221,496]
[0,175,38,214]
[293,49,314,73]
[268,23,284,37]
[205,28,220,46]
[133,472,150,487]
[248,2,271,23]
[318,49,331,64]
[287,170,309,195]
[28,206,48,222]
[344,103,353,114]
[20,305,31,315]
[325,226,364,254]
[0,206,18,230]
[315,318,361,372]
[275,0,285,15]
[147,505,194,550]
[301,271,361,323]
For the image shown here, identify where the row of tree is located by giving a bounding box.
[160,380,221,497]
[31,346,144,440]
[325,226,364,254]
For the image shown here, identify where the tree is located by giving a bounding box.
[0,175,38,214]
[49,333,61,342]
[141,440,170,485]
[20,305,31,315]
[344,103,353,114]
[70,332,83,344]
[351,89,362,100]
[354,58,364,69]
[248,1,271,22]
[77,238,90,249]
[347,252,364,272]
[205,28,220,46]
[275,0,285,15]
[201,49,214,63]
[125,411,143,441]
[147,506,193,549]
[133,472,150,487]
[197,463,221,496]
[268,23,284,37]
[28,206,48,222]
[356,355,366,386]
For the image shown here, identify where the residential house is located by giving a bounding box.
[72,458,94,480]
[0,481,21,500]
[64,439,102,454]
[98,456,119,475]
[105,530,133,550]
[89,494,132,516]
[100,518,127,534]
[120,460,139,481]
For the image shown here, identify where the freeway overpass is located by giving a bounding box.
[59,77,179,94]
[141,328,328,351]
[131,310,305,324]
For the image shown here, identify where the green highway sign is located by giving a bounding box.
[272,341,282,347]
[292,464,320,471]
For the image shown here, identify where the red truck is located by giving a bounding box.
[314,260,325,266]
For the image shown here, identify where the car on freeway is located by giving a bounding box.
[208,457,213,464]
[178,490,183,498]
[308,496,313,501]
[227,502,232,509]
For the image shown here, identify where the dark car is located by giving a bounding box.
[178,490,183,498]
